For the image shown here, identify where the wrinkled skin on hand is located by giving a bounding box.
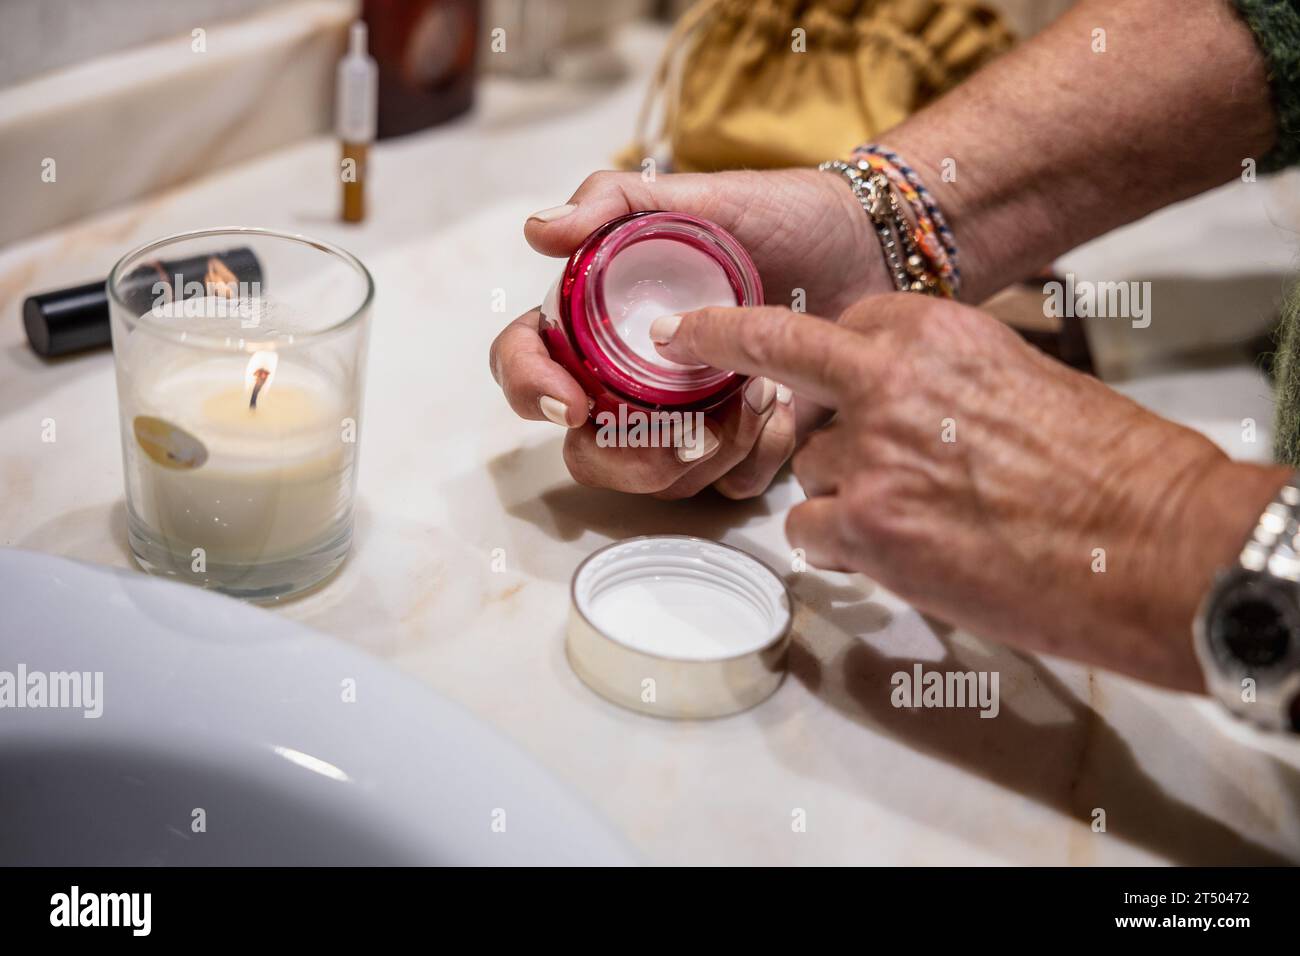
[652,293,1285,691]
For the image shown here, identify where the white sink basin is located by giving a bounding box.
[0,550,634,865]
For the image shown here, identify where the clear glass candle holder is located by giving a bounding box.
[108,228,373,601]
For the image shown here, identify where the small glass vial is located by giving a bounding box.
[540,212,763,415]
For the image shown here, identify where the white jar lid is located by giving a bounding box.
[567,535,792,719]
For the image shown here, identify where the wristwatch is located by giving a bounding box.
[1194,473,1300,732]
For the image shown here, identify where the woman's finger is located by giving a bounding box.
[489,308,589,427]
[785,496,856,573]
[713,385,797,499]
[562,419,721,495]
[789,423,847,499]
[654,378,779,500]
[650,306,866,410]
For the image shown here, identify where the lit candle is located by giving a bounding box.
[109,230,372,599]
[129,343,351,567]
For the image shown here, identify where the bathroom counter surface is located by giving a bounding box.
[3,24,1300,865]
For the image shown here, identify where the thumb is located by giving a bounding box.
[523,170,734,258]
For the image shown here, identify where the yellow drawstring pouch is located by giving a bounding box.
[617,0,1016,172]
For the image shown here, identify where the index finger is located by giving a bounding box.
[652,307,866,409]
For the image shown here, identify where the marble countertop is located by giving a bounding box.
[3,23,1300,865]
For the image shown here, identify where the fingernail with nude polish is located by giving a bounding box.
[528,203,576,223]
[744,377,777,415]
[539,395,572,427]
[776,383,793,405]
[650,314,682,344]
[676,425,719,463]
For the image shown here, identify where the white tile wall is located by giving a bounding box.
[0,0,304,87]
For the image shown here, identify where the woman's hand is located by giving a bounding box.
[650,293,1290,691]
[489,168,886,499]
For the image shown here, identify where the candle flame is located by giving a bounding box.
[245,351,278,410]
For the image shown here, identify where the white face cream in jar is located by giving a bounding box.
[539,212,764,415]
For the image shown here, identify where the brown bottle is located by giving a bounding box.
[362,0,480,139]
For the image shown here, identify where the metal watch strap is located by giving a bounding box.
[1238,473,1300,579]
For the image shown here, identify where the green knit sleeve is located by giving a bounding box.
[1274,285,1300,466]
[1235,0,1300,171]
[1274,286,1300,465]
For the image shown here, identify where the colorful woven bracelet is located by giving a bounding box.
[853,144,961,296]
[856,153,958,297]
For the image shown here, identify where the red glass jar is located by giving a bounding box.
[540,212,763,417]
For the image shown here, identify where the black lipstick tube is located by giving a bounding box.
[22,247,263,358]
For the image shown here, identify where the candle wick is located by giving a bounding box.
[249,368,269,410]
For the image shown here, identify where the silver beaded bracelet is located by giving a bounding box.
[818,159,942,296]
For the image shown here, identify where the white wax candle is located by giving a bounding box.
[125,329,353,566]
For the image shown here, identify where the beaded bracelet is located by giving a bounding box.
[856,154,958,297]
[853,145,961,295]
[818,160,947,297]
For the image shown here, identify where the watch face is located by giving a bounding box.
[1197,567,1300,732]
[1213,595,1291,667]
[1207,572,1296,671]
